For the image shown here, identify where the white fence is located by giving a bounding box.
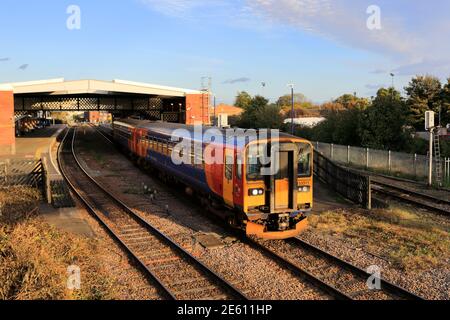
[313,141,448,184]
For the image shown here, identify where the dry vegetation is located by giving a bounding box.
[308,207,450,270]
[0,187,118,300]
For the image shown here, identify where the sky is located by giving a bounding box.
[0,0,449,104]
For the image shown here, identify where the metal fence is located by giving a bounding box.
[314,151,372,209]
[314,141,447,184]
[0,159,44,189]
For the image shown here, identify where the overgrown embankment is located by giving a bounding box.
[0,187,117,300]
[308,207,450,270]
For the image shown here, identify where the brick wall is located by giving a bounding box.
[185,93,211,125]
[0,90,15,155]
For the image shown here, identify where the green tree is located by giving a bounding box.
[277,93,307,107]
[255,104,283,129]
[234,91,252,110]
[312,109,361,145]
[334,94,370,110]
[237,95,270,129]
[405,75,442,130]
[358,88,409,150]
[441,78,450,126]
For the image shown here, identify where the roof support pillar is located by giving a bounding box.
[0,88,16,156]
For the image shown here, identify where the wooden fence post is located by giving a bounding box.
[366,148,369,169]
[41,155,52,204]
[388,150,391,173]
[347,145,350,164]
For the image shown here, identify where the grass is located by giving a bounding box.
[0,187,41,224]
[0,187,119,300]
[308,207,450,271]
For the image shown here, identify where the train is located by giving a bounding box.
[109,119,314,240]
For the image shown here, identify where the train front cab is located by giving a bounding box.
[238,138,313,240]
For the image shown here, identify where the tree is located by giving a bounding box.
[405,75,442,130]
[277,93,307,107]
[237,95,270,129]
[334,94,370,110]
[255,104,283,129]
[320,101,345,113]
[234,91,252,110]
[358,88,409,150]
[441,78,450,126]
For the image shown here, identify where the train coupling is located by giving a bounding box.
[246,218,308,240]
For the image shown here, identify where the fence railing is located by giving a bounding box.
[445,158,450,183]
[0,159,44,189]
[314,150,372,209]
[313,141,448,184]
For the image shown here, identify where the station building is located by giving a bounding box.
[0,78,211,155]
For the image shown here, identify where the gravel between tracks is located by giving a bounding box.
[298,230,449,300]
[74,126,331,300]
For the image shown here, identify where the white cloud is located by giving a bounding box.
[247,0,418,56]
[246,0,450,76]
[139,0,450,77]
[139,0,228,18]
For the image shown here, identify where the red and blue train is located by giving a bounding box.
[111,119,314,240]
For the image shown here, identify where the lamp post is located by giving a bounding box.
[288,84,295,135]
[213,95,216,127]
[390,72,395,88]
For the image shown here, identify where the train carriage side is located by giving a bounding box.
[112,119,313,240]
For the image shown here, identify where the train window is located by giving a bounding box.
[297,143,312,177]
[225,155,233,180]
[151,137,155,150]
[190,153,195,167]
[162,140,167,155]
[236,154,242,180]
[246,144,265,181]
[275,152,290,180]
[195,150,203,169]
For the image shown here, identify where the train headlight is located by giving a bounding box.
[249,189,265,196]
[298,186,310,192]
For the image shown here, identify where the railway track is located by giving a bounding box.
[245,237,424,300]
[90,124,425,300]
[289,238,423,300]
[58,127,248,300]
[372,181,450,216]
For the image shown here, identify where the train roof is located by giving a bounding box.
[113,118,310,147]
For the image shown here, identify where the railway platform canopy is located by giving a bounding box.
[0,78,211,155]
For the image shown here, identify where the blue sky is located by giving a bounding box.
[0,0,449,104]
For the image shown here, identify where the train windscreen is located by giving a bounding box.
[297,143,312,177]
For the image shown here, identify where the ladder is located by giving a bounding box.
[433,128,443,186]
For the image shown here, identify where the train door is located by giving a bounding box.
[271,144,298,211]
[223,147,234,207]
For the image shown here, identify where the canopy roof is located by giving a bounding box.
[1,78,203,98]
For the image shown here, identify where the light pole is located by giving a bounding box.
[213,95,216,127]
[390,73,395,88]
[288,84,295,135]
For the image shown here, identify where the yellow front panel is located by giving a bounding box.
[244,182,265,212]
[275,178,290,209]
[297,178,313,208]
